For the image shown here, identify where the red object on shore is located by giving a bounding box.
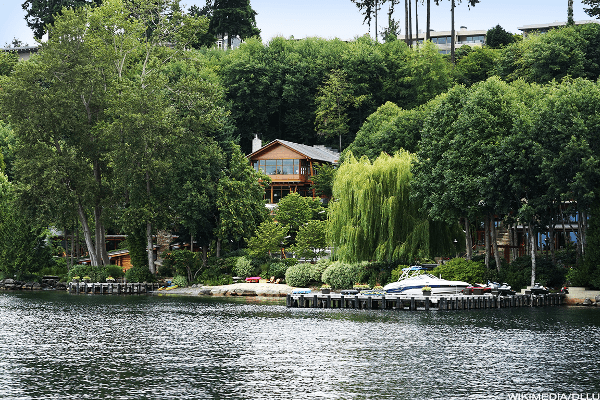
[245,277,261,283]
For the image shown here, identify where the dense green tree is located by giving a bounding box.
[205,0,260,49]
[21,0,102,39]
[329,151,460,263]
[454,46,497,86]
[311,163,336,199]
[343,101,424,160]
[0,51,19,76]
[0,122,16,181]
[0,174,54,280]
[485,25,514,48]
[247,220,287,258]
[494,24,600,83]
[275,192,313,236]
[290,220,328,262]
[315,69,357,152]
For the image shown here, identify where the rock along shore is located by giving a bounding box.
[159,282,295,297]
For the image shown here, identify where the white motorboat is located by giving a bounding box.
[383,273,470,296]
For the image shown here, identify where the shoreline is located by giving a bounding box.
[158,282,296,297]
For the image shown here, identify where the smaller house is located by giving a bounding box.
[248,136,339,204]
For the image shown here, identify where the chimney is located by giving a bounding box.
[252,134,262,153]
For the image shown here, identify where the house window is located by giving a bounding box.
[253,159,301,175]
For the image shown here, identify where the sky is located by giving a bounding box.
[0,0,595,47]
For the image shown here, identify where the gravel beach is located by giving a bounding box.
[157,281,296,297]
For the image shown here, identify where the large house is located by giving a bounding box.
[247,135,339,205]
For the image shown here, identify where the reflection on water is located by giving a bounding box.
[1,291,599,400]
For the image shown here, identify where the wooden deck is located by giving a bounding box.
[68,282,160,295]
[287,292,565,311]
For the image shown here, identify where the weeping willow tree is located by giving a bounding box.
[328,151,461,263]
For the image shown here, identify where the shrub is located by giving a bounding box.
[103,265,125,280]
[285,263,313,287]
[321,262,367,290]
[125,265,156,283]
[67,265,104,282]
[172,275,188,287]
[233,256,255,278]
[432,258,486,284]
[268,262,288,280]
[309,258,331,282]
[502,255,567,290]
[199,263,233,286]
[357,261,396,287]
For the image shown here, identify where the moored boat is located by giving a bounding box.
[383,273,470,296]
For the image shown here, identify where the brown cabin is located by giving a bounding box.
[247,136,339,204]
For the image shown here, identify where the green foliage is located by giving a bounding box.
[22,0,102,39]
[208,0,261,48]
[321,261,367,290]
[485,25,515,48]
[290,220,328,261]
[502,255,567,290]
[125,265,156,283]
[266,261,288,280]
[218,36,452,152]
[247,220,287,258]
[233,256,255,278]
[311,163,336,198]
[432,258,486,284]
[583,0,600,18]
[0,51,19,77]
[329,151,458,263]
[356,261,396,287]
[276,193,312,234]
[308,258,331,282]
[284,263,314,287]
[454,47,498,86]
[494,24,600,83]
[0,175,55,280]
[172,275,188,287]
[390,265,410,282]
[343,102,424,160]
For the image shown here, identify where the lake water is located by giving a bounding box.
[0,291,599,400]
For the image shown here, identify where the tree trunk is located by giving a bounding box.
[484,216,490,268]
[77,202,98,266]
[76,222,80,263]
[405,0,409,44]
[408,0,412,47]
[202,245,208,268]
[375,0,378,42]
[490,214,501,272]
[450,0,456,63]
[530,222,537,287]
[146,221,155,274]
[216,239,221,258]
[414,0,419,46]
[464,217,472,260]
[549,217,556,266]
[190,234,194,253]
[426,0,430,41]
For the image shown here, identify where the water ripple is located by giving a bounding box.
[1,292,599,399]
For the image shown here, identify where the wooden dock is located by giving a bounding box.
[68,282,160,295]
[286,292,565,311]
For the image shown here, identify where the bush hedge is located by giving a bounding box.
[321,262,368,290]
[285,263,314,287]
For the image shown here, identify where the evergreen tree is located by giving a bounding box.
[22,0,102,39]
[206,0,260,49]
[485,25,514,48]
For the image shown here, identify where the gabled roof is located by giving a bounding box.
[248,139,339,163]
